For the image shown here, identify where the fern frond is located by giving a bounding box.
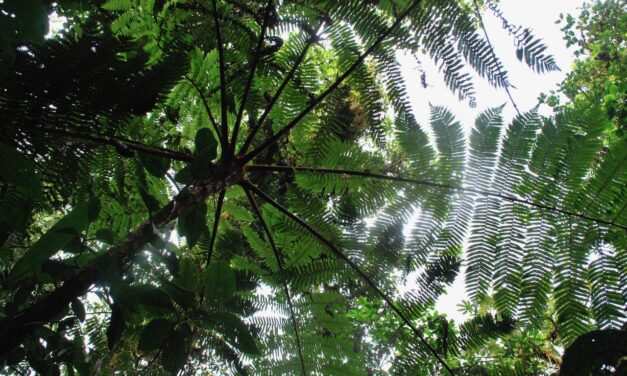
[465,106,504,303]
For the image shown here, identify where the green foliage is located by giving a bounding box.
[201,312,259,355]
[203,261,236,304]
[160,324,191,374]
[178,204,208,248]
[542,0,626,135]
[106,304,126,351]
[0,0,49,78]
[7,197,100,286]
[138,318,175,352]
[0,1,624,375]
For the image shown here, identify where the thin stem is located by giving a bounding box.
[242,181,455,374]
[46,126,193,162]
[239,22,322,155]
[166,172,182,194]
[248,164,627,231]
[183,74,224,146]
[206,189,226,266]
[472,0,521,116]
[230,0,273,157]
[243,187,307,376]
[212,0,230,148]
[241,0,423,164]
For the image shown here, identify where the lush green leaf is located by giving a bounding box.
[201,312,259,355]
[178,204,207,248]
[161,325,192,374]
[106,304,126,351]
[71,299,86,322]
[7,199,98,285]
[139,152,171,178]
[138,318,175,352]
[203,261,236,304]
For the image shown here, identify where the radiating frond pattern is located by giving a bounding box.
[0,1,623,375]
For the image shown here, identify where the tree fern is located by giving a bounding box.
[0,1,623,375]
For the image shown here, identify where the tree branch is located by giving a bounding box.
[46,126,193,162]
[230,0,274,158]
[239,22,322,155]
[206,189,226,266]
[243,187,307,376]
[241,181,455,374]
[248,164,627,231]
[183,74,224,146]
[212,0,230,149]
[0,163,241,360]
[240,0,423,164]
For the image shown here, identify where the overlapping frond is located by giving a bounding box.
[1,1,622,375]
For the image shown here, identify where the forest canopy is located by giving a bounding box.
[0,0,625,375]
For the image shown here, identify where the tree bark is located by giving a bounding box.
[0,161,242,360]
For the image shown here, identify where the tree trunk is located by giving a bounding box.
[0,161,242,360]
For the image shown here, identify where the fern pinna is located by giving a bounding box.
[0,0,624,375]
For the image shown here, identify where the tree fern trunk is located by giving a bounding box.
[0,162,242,360]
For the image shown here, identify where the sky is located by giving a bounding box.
[398,0,587,323]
